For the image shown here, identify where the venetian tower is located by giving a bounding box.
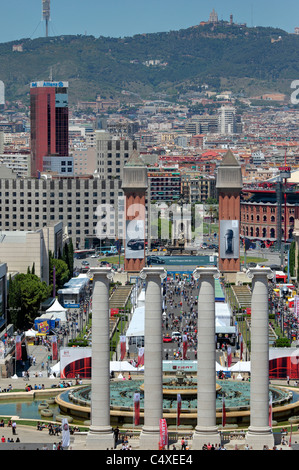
[216,149,243,273]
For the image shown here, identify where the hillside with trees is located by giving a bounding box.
[1,22,298,104]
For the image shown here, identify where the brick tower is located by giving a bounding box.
[216,149,243,272]
[122,148,148,273]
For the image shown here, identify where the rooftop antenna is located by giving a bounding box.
[42,0,50,38]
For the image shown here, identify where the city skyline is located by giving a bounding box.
[0,0,298,44]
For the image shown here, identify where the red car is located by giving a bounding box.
[163,335,172,343]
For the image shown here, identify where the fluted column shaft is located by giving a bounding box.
[192,267,220,448]
[246,267,274,449]
[139,267,166,449]
[86,267,114,449]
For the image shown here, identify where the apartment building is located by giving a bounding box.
[96,130,139,180]
[0,176,123,250]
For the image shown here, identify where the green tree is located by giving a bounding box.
[50,258,70,292]
[7,275,22,327]
[8,273,51,329]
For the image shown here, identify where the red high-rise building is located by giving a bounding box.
[30,81,69,177]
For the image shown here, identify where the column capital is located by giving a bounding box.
[246,267,274,280]
[193,266,220,281]
[140,267,167,281]
[90,267,114,281]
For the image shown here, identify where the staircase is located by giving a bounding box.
[109,285,133,337]
[231,285,252,309]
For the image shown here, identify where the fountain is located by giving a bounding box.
[55,373,296,427]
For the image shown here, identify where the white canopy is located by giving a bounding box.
[46,299,67,314]
[125,306,145,338]
[25,328,37,337]
[229,361,251,372]
[110,361,137,372]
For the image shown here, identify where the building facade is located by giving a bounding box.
[30,81,69,177]
[0,177,123,250]
[96,131,138,180]
[241,184,299,243]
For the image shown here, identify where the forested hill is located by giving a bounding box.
[1,22,299,104]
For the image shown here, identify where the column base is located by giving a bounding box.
[85,427,115,450]
[192,426,221,450]
[245,427,275,450]
[139,427,161,450]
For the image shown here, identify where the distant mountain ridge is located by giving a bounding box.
[1,22,298,104]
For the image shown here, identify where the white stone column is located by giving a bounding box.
[192,267,221,449]
[139,267,166,450]
[86,267,114,450]
[246,267,274,450]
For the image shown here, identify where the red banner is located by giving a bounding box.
[227,346,232,367]
[134,393,140,426]
[239,334,243,360]
[269,394,272,428]
[15,336,22,361]
[137,347,144,367]
[182,335,188,360]
[120,336,126,361]
[52,335,58,361]
[177,394,181,427]
[222,396,226,427]
[159,419,168,449]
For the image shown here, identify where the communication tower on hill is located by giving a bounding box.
[42,0,50,37]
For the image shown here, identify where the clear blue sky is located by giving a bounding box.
[1,0,298,43]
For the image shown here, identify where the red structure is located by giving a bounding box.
[216,150,243,272]
[122,149,148,272]
[241,183,298,243]
[30,81,69,177]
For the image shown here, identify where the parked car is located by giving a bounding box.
[172,331,182,341]
[163,335,172,343]
[81,261,90,266]
[147,256,166,265]
[127,239,144,250]
[100,260,111,266]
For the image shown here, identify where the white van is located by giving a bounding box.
[172,332,182,341]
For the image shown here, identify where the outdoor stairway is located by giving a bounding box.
[231,285,278,345]
[231,285,252,309]
[109,285,133,310]
[109,285,133,337]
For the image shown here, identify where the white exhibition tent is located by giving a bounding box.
[25,328,37,337]
[229,361,251,372]
[45,299,68,322]
[110,361,138,372]
[125,306,145,339]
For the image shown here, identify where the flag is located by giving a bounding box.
[222,396,226,428]
[240,334,243,360]
[53,265,56,298]
[15,335,22,361]
[182,334,188,360]
[177,394,181,427]
[289,424,292,448]
[227,346,232,367]
[134,392,140,426]
[61,418,70,448]
[137,347,144,367]
[269,394,273,428]
[52,335,58,361]
[38,321,49,335]
[159,419,168,450]
[120,335,126,361]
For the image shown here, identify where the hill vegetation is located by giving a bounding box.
[1,22,298,104]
